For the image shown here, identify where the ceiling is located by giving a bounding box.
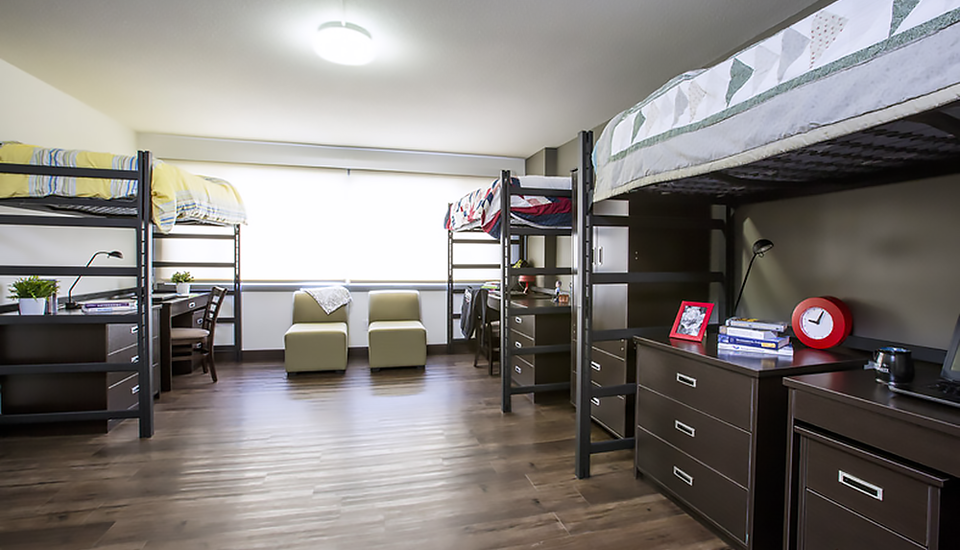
[0,0,824,159]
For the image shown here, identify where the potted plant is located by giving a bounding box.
[8,276,58,315]
[171,271,194,295]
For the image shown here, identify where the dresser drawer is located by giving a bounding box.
[170,294,207,317]
[636,427,748,544]
[512,353,568,385]
[106,323,139,352]
[589,345,628,387]
[800,489,922,550]
[511,332,570,367]
[107,372,141,412]
[637,386,751,488]
[590,382,633,438]
[511,355,535,387]
[801,430,947,546]
[508,313,569,343]
[637,346,754,431]
[106,343,141,386]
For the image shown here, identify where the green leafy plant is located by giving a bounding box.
[8,276,58,300]
[171,271,194,284]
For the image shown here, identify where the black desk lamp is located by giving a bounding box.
[64,250,124,310]
[732,239,774,316]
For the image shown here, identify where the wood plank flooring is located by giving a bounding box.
[0,354,733,550]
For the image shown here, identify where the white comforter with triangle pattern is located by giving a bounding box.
[594,0,960,201]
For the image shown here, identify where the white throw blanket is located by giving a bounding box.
[304,286,351,314]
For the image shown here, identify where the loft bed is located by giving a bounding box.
[0,145,248,437]
[444,175,572,348]
[442,173,573,410]
[573,0,960,478]
[0,142,247,364]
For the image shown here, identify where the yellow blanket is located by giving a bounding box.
[0,142,246,233]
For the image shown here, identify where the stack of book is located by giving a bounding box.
[718,317,793,356]
[80,299,137,314]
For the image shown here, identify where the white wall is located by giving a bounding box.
[0,57,138,305]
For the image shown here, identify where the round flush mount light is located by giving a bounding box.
[313,21,375,66]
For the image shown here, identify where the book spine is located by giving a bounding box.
[718,334,789,349]
[81,301,135,308]
[719,325,781,340]
[725,318,788,332]
[718,342,794,355]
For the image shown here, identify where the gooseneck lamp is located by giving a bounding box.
[64,250,124,310]
[732,239,774,316]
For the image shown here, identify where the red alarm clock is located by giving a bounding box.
[791,296,853,349]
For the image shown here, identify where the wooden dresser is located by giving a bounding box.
[784,369,960,549]
[633,333,864,550]
[507,296,570,403]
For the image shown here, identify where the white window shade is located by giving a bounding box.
[170,161,494,282]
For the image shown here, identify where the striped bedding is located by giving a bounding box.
[0,142,247,233]
[444,175,571,239]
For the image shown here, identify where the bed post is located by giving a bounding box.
[447,217,454,352]
[137,150,155,438]
[500,170,513,413]
[573,131,594,478]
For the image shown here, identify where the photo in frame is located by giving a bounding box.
[669,301,714,342]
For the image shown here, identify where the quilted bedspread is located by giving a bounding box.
[444,175,571,239]
[594,0,960,201]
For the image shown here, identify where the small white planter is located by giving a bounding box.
[18,297,46,315]
[176,282,192,295]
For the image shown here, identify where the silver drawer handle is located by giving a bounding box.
[838,470,883,501]
[674,420,696,438]
[676,373,697,388]
[515,341,522,348]
[591,397,601,407]
[591,361,601,371]
[673,466,694,486]
[515,317,522,324]
[514,365,523,374]
[130,325,138,334]
[130,355,139,363]
[189,301,196,308]
[131,384,139,395]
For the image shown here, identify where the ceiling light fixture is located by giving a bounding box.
[313,20,375,66]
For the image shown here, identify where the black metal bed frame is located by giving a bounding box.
[0,151,156,438]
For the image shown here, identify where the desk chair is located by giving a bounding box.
[170,286,227,382]
[473,288,499,375]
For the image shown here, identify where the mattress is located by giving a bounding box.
[593,0,960,202]
[0,142,247,233]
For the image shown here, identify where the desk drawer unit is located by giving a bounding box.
[797,427,951,549]
[637,346,753,431]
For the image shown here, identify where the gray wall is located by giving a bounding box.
[735,174,960,350]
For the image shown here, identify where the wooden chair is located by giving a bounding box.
[170,286,227,382]
[473,288,499,376]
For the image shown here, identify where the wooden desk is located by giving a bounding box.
[784,368,960,549]
[154,292,208,392]
[632,333,864,550]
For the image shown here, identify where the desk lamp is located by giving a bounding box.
[64,250,124,310]
[732,239,774,316]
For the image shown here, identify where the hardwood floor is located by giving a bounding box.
[0,354,732,550]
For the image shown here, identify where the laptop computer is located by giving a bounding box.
[888,313,960,409]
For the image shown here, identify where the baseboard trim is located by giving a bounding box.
[241,343,473,363]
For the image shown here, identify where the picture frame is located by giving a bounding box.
[669,301,714,342]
